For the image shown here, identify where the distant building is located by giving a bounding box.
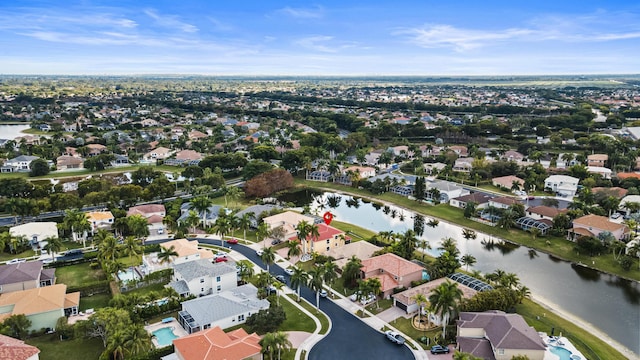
[544,175,579,198]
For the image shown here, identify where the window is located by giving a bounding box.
[498,349,504,355]
[200,278,205,283]
[326,239,330,244]
[203,324,210,329]
[216,276,221,282]
[326,247,330,251]
[238,314,245,321]
[201,288,204,292]
[217,285,221,291]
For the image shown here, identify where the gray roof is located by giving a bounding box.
[9,155,39,162]
[0,261,44,285]
[427,180,463,192]
[235,204,279,220]
[180,284,269,327]
[458,311,546,351]
[172,259,236,282]
[457,337,496,360]
[179,204,223,221]
[168,280,189,295]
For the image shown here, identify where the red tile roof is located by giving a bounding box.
[289,223,345,242]
[361,253,424,277]
[0,334,40,360]
[173,326,261,360]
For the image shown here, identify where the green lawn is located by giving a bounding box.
[26,334,104,360]
[286,294,330,334]
[122,282,167,297]
[0,248,36,261]
[55,263,106,288]
[330,220,377,240]
[389,315,442,349]
[278,296,316,333]
[365,298,393,314]
[79,293,112,311]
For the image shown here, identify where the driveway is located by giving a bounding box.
[378,306,409,323]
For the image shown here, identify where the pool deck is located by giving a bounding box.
[145,318,189,348]
[541,334,586,360]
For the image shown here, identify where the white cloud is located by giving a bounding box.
[277,6,324,19]
[144,9,198,33]
[294,35,336,53]
[397,25,535,51]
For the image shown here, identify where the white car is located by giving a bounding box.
[6,258,26,265]
[320,289,328,298]
[360,294,376,305]
[256,249,264,256]
[284,267,295,276]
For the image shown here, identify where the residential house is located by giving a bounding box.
[111,154,129,166]
[525,206,566,222]
[453,157,474,172]
[457,311,546,360]
[143,146,174,162]
[1,155,39,173]
[55,155,84,170]
[9,222,58,253]
[567,214,630,242]
[620,195,640,215]
[491,175,525,191]
[233,204,279,229]
[262,211,315,241]
[392,277,477,318]
[587,166,612,179]
[449,145,468,157]
[325,241,382,270]
[177,284,269,334]
[169,259,237,297]
[142,239,214,274]
[544,175,579,198]
[178,203,223,227]
[85,144,107,156]
[503,150,525,162]
[165,150,203,166]
[0,334,40,360]
[587,154,608,167]
[128,204,166,235]
[592,187,627,200]
[0,284,79,331]
[426,180,469,203]
[289,223,349,255]
[450,192,493,210]
[306,170,331,182]
[170,326,261,360]
[341,165,376,179]
[85,211,114,235]
[360,253,426,298]
[188,130,208,141]
[488,196,519,210]
[0,261,55,294]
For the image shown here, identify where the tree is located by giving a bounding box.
[290,267,309,302]
[80,307,132,348]
[121,324,152,359]
[417,239,431,261]
[286,240,301,260]
[307,267,325,309]
[29,158,50,177]
[272,331,292,360]
[126,214,150,240]
[190,196,213,226]
[366,277,382,309]
[463,202,477,218]
[212,214,231,246]
[461,254,477,271]
[429,280,463,339]
[412,293,429,333]
[238,213,252,241]
[121,236,141,269]
[260,246,276,272]
[63,209,91,247]
[342,255,362,288]
[1,314,31,339]
[43,236,63,260]
[157,245,178,264]
[97,232,120,263]
[259,332,277,360]
[322,261,339,288]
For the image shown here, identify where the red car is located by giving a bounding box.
[214,256,228,263]
[226,238,239,245]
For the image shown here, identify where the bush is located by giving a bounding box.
[130,345,174,360]
[67,280,110,296]
[245,305,286,334]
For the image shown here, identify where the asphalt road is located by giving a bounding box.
[196,239,415,360]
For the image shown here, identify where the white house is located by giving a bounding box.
[169,259,237,297]
[426,180,469,203]
[1,155,40,173]
[587,166,612,179]
[85,211,114,235]
[9,222,58,253]
[177,284,270,334]
[141,239,214,274]
[544,175,579,198]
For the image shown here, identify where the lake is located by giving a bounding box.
[0,124,31,140]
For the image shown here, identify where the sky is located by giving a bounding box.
[0,0,639,76]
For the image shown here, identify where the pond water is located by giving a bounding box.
[0,124,31,140]
[287,191,640,356]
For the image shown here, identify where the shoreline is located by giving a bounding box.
[530,293,636,359]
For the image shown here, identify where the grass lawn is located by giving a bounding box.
[26,334,104,360]
[123,282,167,297]
[0,248,36,261]
[286,294,330,334]
[330,220,377,240]
[278,296,316,333]
[389,315,442,350]
[79,293,112,311]
[365,298,393,314]
[55,262,106,288]
[516,299,624,360]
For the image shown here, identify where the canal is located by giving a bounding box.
[285,191,640,356]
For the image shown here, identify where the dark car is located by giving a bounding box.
[271,239,283,245]
[430,345,450,354]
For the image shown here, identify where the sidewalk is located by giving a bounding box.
[229,243,428,360]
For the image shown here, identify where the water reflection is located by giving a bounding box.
[527,249,539,260]
[571,263,601,282]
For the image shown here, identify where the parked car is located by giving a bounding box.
[275,275,286,283]
[157,227,164,234]
[271,239,283,245]
[284,267,295,276]
[360,294,376,305]
[384,330,405,345]
[320,289,328,298]
[256,249,264,256]
[265,285,277,295]
[226,238,239,244]
[6,258,26,265]
[42,258,55,264]
[430,345,450,354]
[214,256,228,263]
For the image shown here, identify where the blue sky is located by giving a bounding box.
[0,0,638,75]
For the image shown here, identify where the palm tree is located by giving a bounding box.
[224,185,243,208]
[516,285,531,304]
[97,233,120,262]
[290,267,309,301]
[238,213,252,241]
[0,232,12,254]
[272,280,284,306]
[260,246,276,272]
[122,324,152,358]
[322,261,339,287]
[307,267,325,309]
[417,240,431,261]
[412,293,429,332]
[342,255,363,288]
[190,196,213,226]
[43,236,63,261]
[63,209,91,247]
[286,240,301,260]
[427,218,440,228]
[185,210,200,233]
[429,280,463,339]
[259,332,277,360]
[212,215,231,247]
[367,277,382,309]
[460,254,477,271]
[295,220,312,254]
[157,245,179,265]
[236,260,255,285]
[256,221,270,248]
[273,331,292,360]
[126,214,150,240]
[122,236,141,270]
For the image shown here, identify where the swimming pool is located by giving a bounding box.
[117,268,140,282]
[550,345,574,360]
[152,327,178,346]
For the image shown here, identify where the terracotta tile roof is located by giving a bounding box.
[0,284,75,316]
[161,239,213,259]
[588,154,608,161]
[173,326,261,360]
[490,196,519,206]
[592,187,628,199]
[393,278,477,305]
[492,175,524,188]
[0,334,40,360]
[146,214,164,224]
[526,206,566,218]
[572,214,628,233]
[175,150,203,161]
[64,292,80,309]
[127,204,166,217]
[361,253,424,278]
[86,211,114,221]
[616,172,640,180]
